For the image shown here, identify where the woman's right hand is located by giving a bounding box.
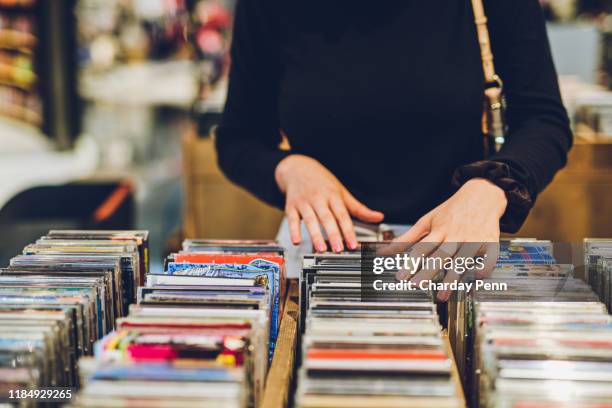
[275,154,384,252]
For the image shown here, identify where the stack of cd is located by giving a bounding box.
[497,239,555,265]
[73,305,269,408]
[585,238,612,312]
[296,253,465,408]
[159,238,286,357]
[449,239,559,377]
[0,230,148,398]
[71,239,286,408]
[18,231,149,313]
[468,261,612,406]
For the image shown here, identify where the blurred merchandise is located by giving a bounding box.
[578,0,612,18]
[76,0,190,70]
[0,0,80,148]
[188,0,232,85]
[575,101,612,138]
[560,76,612,140]
[601,16,612,90]
[0,2,41,127]
[187,0,234,135]
[75,0,201,173]
[0,0,36,6]
[541,0,578,21]
[541,0,612,22]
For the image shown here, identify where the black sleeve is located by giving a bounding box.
[214,0,289,208]
[455,0,573,232]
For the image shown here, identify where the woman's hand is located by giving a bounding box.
[275,154,384,252]
[394,178,507,301]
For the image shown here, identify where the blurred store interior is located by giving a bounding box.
[1,0,612,269]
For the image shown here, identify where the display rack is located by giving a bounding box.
[0,0,80,148]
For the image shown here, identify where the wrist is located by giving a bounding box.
[462,178,508,218]
[275,154,302,193]
[451,160,533,233]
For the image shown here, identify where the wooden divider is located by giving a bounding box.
[261,279,300,408]
[443,331,467,408]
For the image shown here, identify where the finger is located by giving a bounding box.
[379,216,432,257]
[329,197,357,250]
[410,242,457,284]
[286,206,301,245]
[298,204,326,252]
[393,216,432,252]
[396,232,445,280]
[342,190,384,223]
[410,240,459,284]
[407,233,444,262]
[396,216,431,244]
[477,242,500,279]
[436,242,480,302]
[313,200,344,253]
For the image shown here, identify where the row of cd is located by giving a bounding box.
[449,239,612,407]
[296,253,465,408]
[71,239,286,408]
[0,230,148,403]
[585,238,612,312]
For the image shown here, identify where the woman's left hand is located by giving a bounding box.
[394,178,508,301]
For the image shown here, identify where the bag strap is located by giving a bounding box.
[471,0,506,154]
[471,0,497,84]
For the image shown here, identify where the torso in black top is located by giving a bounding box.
[214,0,571,226]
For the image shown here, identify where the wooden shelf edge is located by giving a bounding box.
[442,331,467,408]
[261,279,300,408]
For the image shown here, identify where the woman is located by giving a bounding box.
[214,0,571,276]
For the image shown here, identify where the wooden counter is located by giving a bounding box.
[516,141,612,241]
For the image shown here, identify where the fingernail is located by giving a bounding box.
[316,244,326,252]
[333,243,343,253]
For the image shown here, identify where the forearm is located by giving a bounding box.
[491,119,572,198]
[452,121,571,233]
[215,126,289,208]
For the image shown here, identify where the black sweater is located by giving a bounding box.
[214,0,572,227]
